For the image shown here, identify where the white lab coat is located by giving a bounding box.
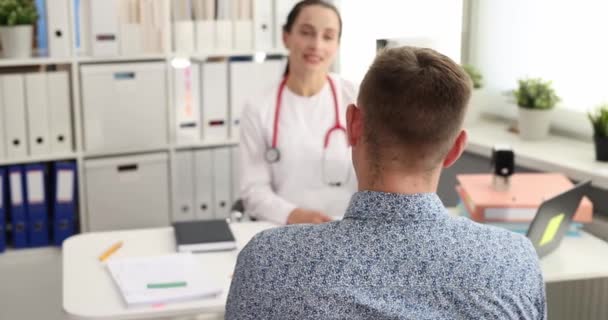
[239,74,358,224]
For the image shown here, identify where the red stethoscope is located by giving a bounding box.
[265,75,350,187]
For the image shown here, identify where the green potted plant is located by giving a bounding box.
[462,64,485,125]
[588,103,608,162]
[513,78,560,140]
[0,0,38,58]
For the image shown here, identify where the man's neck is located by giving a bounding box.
[358,169,441,195]
[286,70,327,97]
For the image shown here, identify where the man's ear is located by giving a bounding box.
[443,130,468,168]
[346,104,362,146]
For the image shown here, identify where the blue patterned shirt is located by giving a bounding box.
[226,191,546,319]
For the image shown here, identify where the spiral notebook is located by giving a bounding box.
[106,253,222,307]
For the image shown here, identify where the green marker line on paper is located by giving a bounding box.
[146,281,188,289]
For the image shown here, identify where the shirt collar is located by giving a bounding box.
[344,190,447,221]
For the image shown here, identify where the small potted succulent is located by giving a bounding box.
[513,78,560,140]
[588,103,608,162]
[462,64,484,125]
[0,0,38,58]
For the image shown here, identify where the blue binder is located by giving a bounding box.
[0,167,6,252]
[35,0,48,56]
[7,166,28,248]
[24,164,50,247]
[74,0,81,50]
[52,162,77,245]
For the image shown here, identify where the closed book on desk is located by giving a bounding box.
[456,173,593,223]
[173,219,236,252]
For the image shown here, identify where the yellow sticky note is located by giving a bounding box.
[540,213,565,246]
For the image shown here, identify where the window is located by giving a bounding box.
[338,0,464,84]
[469,0,608,136]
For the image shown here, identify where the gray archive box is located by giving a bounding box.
[85,153,170,231]
[80,62,168,153]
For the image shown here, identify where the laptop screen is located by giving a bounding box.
[526,180,591,258]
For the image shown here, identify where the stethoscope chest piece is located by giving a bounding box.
[265,147,281,163]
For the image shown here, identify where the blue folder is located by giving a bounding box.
[8,166,28,248]
[35,0,48,56]
[52,162,77,245]
[0,167,6,252]
[24,164,50,247]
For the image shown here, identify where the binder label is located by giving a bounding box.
[27,170,45,204]
[96,34,116,41]
[57,170,74,203]
[10,172,23,205]
[209,120,225,126]
[184,67,193,117]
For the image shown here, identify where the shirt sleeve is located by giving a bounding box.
[239,101,297,225]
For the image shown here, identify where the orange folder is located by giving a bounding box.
[456,173,593,223]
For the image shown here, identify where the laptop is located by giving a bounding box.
[526,180,591,258]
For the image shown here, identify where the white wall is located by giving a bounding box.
[338,0,464,84]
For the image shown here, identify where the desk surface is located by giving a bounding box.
[63,220,608,319]
[63,221,277,320]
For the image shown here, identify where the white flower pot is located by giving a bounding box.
[0,25,33,58]
[463,89,486,126]
[518,107,553,140]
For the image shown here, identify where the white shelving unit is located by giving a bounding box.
[0,57,73,67]
[173,138,240,151]
[0,153,78,167]
[0,1,289,243]
[82,146,172,160]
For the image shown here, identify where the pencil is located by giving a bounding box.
[98,241,123,262]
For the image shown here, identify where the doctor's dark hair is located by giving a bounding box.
[357,46,472,169]
[283,0,342,38]
[282,0,342,76]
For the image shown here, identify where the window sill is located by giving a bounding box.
[464,117,608,189]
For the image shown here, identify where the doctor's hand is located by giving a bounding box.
[287,208,333,225]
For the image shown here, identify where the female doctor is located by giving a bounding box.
[239,0,357,225]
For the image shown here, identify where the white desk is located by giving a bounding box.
[446,209,608,282]
[540,231,608,282]
[63,220,608,319]
[63,221,276,320]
